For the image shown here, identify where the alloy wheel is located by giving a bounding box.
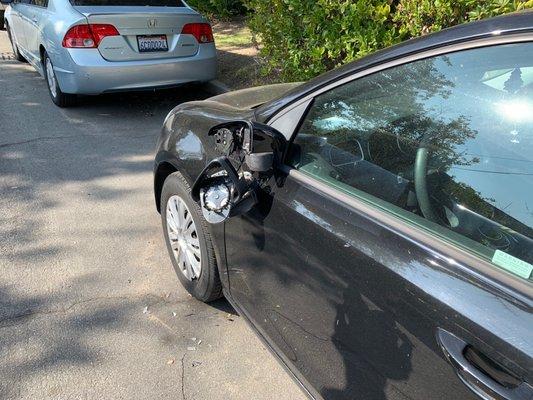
[166,195,202,281]
[45,57,57,99]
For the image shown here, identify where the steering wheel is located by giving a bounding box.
[414,138,444,224]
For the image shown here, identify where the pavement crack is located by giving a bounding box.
[0,293,170,329]
[181,353,187,400]
[0,133,154,149]
[0,135,79,149]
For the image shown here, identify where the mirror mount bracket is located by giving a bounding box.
[191,156,257,224]
[192,120,287,224]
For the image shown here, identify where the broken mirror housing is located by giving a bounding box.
[245,152,274,172]
[208,120,286,171]
[191,121,286,224]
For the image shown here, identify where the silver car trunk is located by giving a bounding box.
[74,6,205,61]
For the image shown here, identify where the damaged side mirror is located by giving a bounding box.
[191,121,286,224]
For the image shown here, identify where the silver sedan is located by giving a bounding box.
[2,0,217,106]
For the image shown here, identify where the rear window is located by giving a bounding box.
[70,0,184,5]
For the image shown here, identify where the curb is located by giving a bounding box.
[204,79,232,96]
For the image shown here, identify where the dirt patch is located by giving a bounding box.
[212,18,281,90]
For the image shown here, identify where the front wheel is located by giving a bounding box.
[43,51,77,107]
[161,171,222,302]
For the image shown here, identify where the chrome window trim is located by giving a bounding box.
[267,33,533,140]
[284,167,533,305]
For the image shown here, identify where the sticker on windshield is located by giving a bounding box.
[492,250,533,280]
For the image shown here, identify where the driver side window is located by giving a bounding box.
[289,42,533,281]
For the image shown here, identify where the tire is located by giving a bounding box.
[161,171,223,303]
[43,50,77,107]
[6,23,25,62]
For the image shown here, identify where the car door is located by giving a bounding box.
[23,0,48,64]
[8,0,31,51]
[224,40,533,400]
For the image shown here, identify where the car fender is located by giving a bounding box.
[4,6,15,38]
[155,100,255,207]
[39,0,87,82]
[155,100,255,290]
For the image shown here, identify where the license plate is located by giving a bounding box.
[137,35,168,53]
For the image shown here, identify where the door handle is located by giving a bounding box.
[437,328,532,400]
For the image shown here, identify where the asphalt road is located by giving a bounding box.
[0,30,306,400]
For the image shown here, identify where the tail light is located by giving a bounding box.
[63,24,120,48]
[181,23,214,44]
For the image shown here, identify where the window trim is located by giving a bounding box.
[273,35,533,302]
[268,33,533,141]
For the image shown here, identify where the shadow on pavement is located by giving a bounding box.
[0,55,244,398]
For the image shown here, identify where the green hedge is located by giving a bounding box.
[244,0,533,81]
[186,0,245,18]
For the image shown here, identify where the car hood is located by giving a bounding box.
[208,82,302,110]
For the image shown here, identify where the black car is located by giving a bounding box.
[154,11,533,400]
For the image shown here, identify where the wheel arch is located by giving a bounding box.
[154,161,178,214]
[154,155,195,214]
[3,8,11,28]
[39,44,46,66]
[4,17,11,37]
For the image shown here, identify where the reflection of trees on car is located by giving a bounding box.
[369,114,479,175]
[296,53,533,266]
[306,57,481,174]
[311,58,454,133]
[302,56,483,208]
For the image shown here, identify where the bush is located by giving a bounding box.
[186,0,245,18]
[244,0,533,81]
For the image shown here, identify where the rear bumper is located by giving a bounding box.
[55,44,216,95]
